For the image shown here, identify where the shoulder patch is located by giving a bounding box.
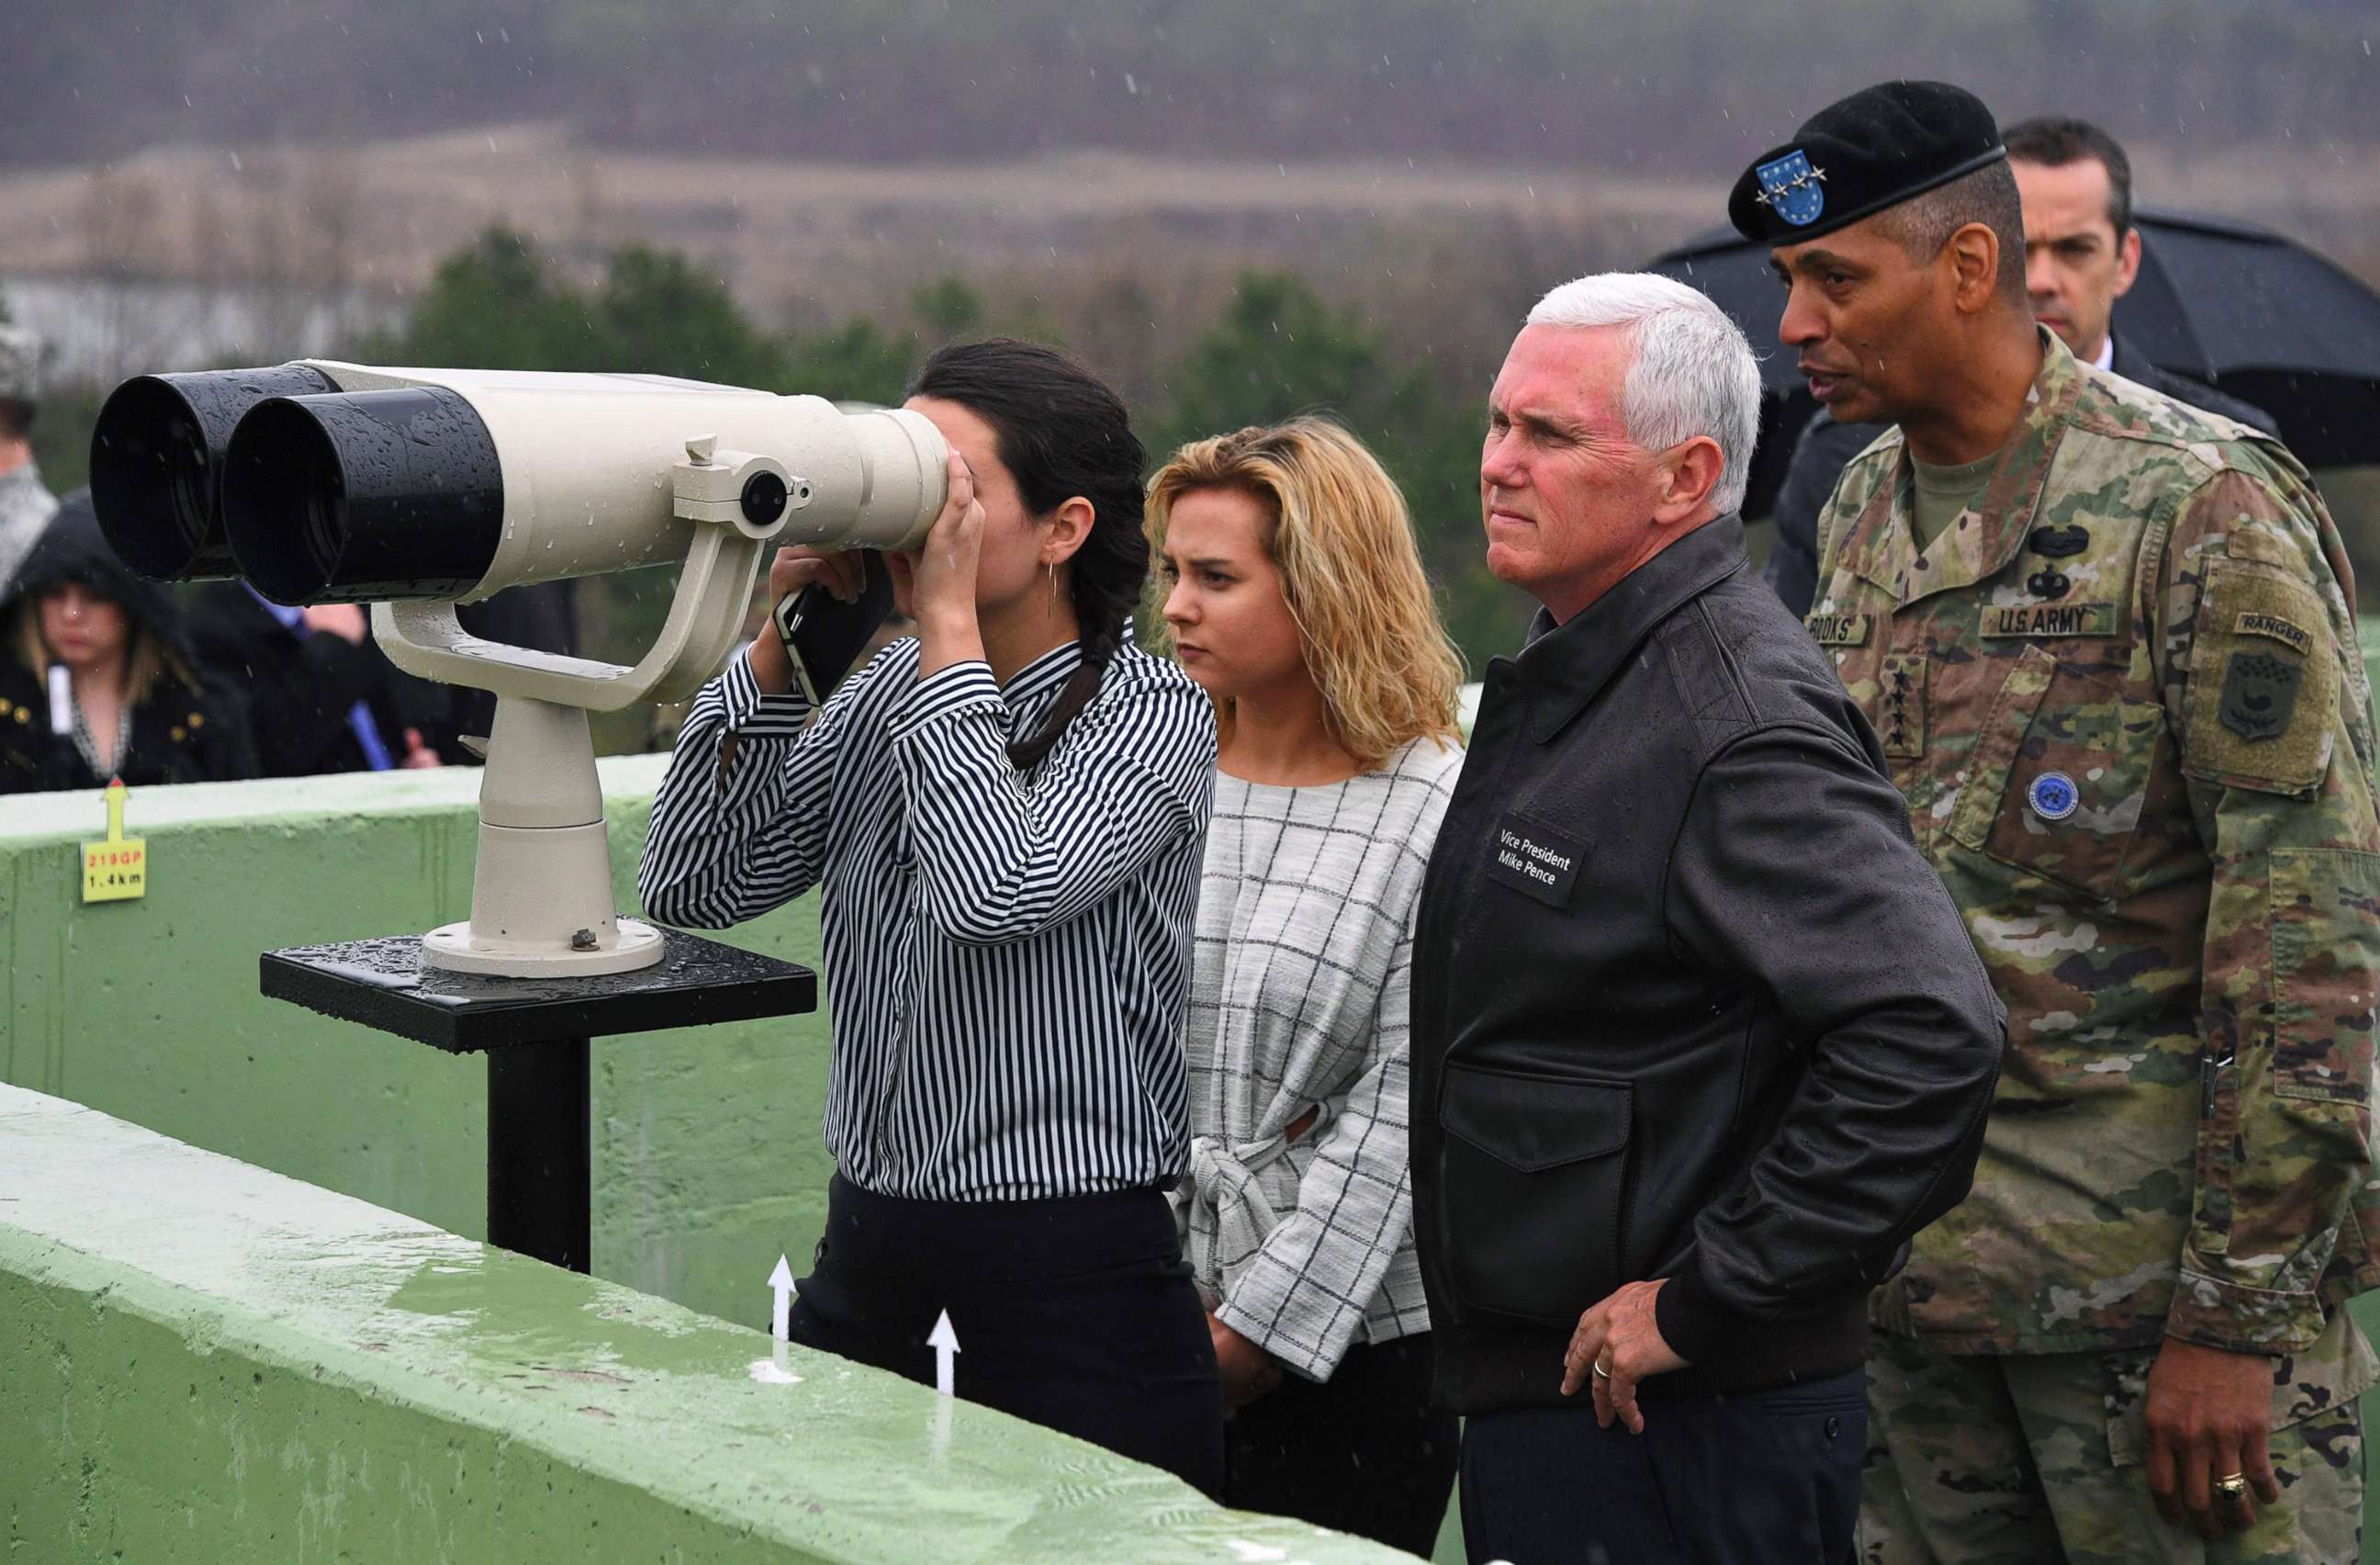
[2183,557,2340,796]
[2235,611,2313,656]
[2217,649,2302,742]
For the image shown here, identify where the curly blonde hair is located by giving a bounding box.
[1146,418,1464,770]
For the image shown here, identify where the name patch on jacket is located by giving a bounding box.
[1978,602,2118,638]
[1803,612,1871,646]
[1488,814,1585,907]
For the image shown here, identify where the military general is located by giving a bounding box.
[1735,81,2380,1561]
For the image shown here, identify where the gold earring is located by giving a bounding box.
[1044,561,1059,614]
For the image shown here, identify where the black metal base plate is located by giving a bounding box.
[260,928,817,1053]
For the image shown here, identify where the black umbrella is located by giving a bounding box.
[1649,207,2380,515]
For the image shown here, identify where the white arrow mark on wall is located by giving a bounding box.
[927,1309,960,1397]
[768,1254,795,1344]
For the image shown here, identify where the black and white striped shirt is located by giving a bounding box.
[640,630,1218,1201]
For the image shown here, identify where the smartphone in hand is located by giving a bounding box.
[771,551,896,706]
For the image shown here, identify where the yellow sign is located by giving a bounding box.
[81,781,147,904]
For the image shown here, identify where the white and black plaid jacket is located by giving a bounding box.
[1170,736,1462,1379]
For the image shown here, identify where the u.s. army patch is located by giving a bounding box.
[1979,602,2118,637]
[2218,651,2301,742]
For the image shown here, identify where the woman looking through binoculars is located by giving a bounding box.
[640,338,1224,1491]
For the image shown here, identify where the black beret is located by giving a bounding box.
[1728,80,2006,245]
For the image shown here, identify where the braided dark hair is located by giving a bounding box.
[906,338,1149,771]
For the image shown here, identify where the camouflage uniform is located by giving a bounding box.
[1805,331,2380,1560]
[0,325,55,593]
[1865,1312,2364,1562]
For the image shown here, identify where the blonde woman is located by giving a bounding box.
[1150,419,1464,1553]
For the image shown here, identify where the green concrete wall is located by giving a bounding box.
[0,1084,1396,1563]
[0,753,834,1334]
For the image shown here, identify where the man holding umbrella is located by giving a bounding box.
[1763,115,2276,617]
[1740,80,2380,1558]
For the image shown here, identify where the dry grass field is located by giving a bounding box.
[6,123,2374,298]
[0,123,1689,343]
[9,120,2370,419]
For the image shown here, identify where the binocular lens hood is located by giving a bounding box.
[88,365,338,582]
[224,387,506,605]
[89,361,950,610]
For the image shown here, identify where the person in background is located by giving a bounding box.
[1148,418,1465,1554]
[1747,79,2377,1558]
[2003,114,2273,426]
[187,585,441,776]
[0,325,61,595]
[1412,270,2004,1564]
[1764,113,2276,616]
[0,490,252,792]
[640,339,1224,1493]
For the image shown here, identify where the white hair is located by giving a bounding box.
[1524,272,1764,517]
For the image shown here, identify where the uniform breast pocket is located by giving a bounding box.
[1948,643,2166,901]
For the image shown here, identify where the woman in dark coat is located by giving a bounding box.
[0,488,253,792]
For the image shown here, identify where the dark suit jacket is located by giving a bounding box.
[1761,333,2280,616]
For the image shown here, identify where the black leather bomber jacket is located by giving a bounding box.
[1410,516,2006,1413]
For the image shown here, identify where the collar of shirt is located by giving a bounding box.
[1511,514,1749,743]
[2091,333,2116,373]
[1836,326,2084,607]
[991,622,1137,736]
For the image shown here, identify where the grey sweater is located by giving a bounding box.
[1168,735,1463,1379]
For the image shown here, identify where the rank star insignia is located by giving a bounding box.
[1754,151,1827,226]
[1754,167,1827,202]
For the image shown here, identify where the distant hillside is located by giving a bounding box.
[5,0,2372,173]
